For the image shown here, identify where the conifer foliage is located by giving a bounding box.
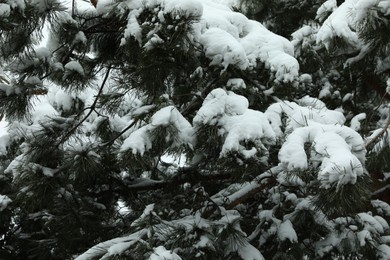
[0,0,389,259]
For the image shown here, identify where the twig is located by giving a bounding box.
[102,119,139,146]
[56,66,111,147]
[72,0,76,18]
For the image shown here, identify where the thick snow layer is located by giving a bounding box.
[120,106,194,155]
[316,0,337,21]
[355,0,380,22]
[149,246,182,260]
[265,98,345,138]
[194,88,276,158]
[278,220,298,243]
[193,88,248,125]
[227,78,246,90]
[357,213,387,234]
[5,0,25,10]
[279,121,366,189]
[350,113,366,131]
[75,229,147,260]
[30,97,60,124]
[201,27,248,71]
[107,241,138,257]
[378,0,390,15]
[237,243,264,260]
[0,3,11,17]
[316,0,361,50]
[314,131,363,188]
[220,109,276,157]
[164,0,203,19]
[64,61,85,76]
[121,9,143,46]
[371,200,390,216]
[119,0,299,82]
[377,244,390,260]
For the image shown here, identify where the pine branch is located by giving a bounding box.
[365,109,390,150]
[119,168,233,192]
[56,66,111,147]
[201,165,282,217]
[102,119,139,146]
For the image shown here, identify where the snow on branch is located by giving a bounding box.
[120,106,194,155]
[279,122,366,189]
[316,0,390,65]
[265,96,345,138]
[210,165,282,209]
[194,88,276,159]
[316,0,361,50]
[118,0,299,82]
[74,229,147,260]
[264,96,366,189]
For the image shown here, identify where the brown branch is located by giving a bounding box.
[221,165,281,208]
[201,165,282,218]
[225,176,277,210]
[119,168,232,193]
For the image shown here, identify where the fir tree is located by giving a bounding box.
[0,0,389,259]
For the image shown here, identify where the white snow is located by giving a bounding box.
[118,0,299,82]
[316,0,361,50]
[0,120,9,156]
[357,213,386,234]
[73,31,87,45]
[144,34,164,51]
[377,244,390,260]
[64,61,85,76]
[149,246,182,260]
[316,0,337,21]
[0,194,12,211]
[107,240,138,256]
[120,106,194,155]
[378,0,390,15]
[279,121,366,189]
[314,131,363,189]
[265,98,345,138]
[164,0,203,19]
[30,97,60,124]
[371,200,390,216]
[0,3,11,17]
[51,87,74,112]
[193,88,276,159]
[75,229,147,260]
[227,78,246,90]
[350,113,366,131]
[201,27,248,71]
[355,0,379,22]
[278,220,298,243]
[237,242,264,260]
[121,9,143,46]
[220,109,276,157]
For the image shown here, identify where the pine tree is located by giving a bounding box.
[0,0,389,259]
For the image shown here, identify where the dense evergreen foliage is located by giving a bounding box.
[0,0,389,259]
